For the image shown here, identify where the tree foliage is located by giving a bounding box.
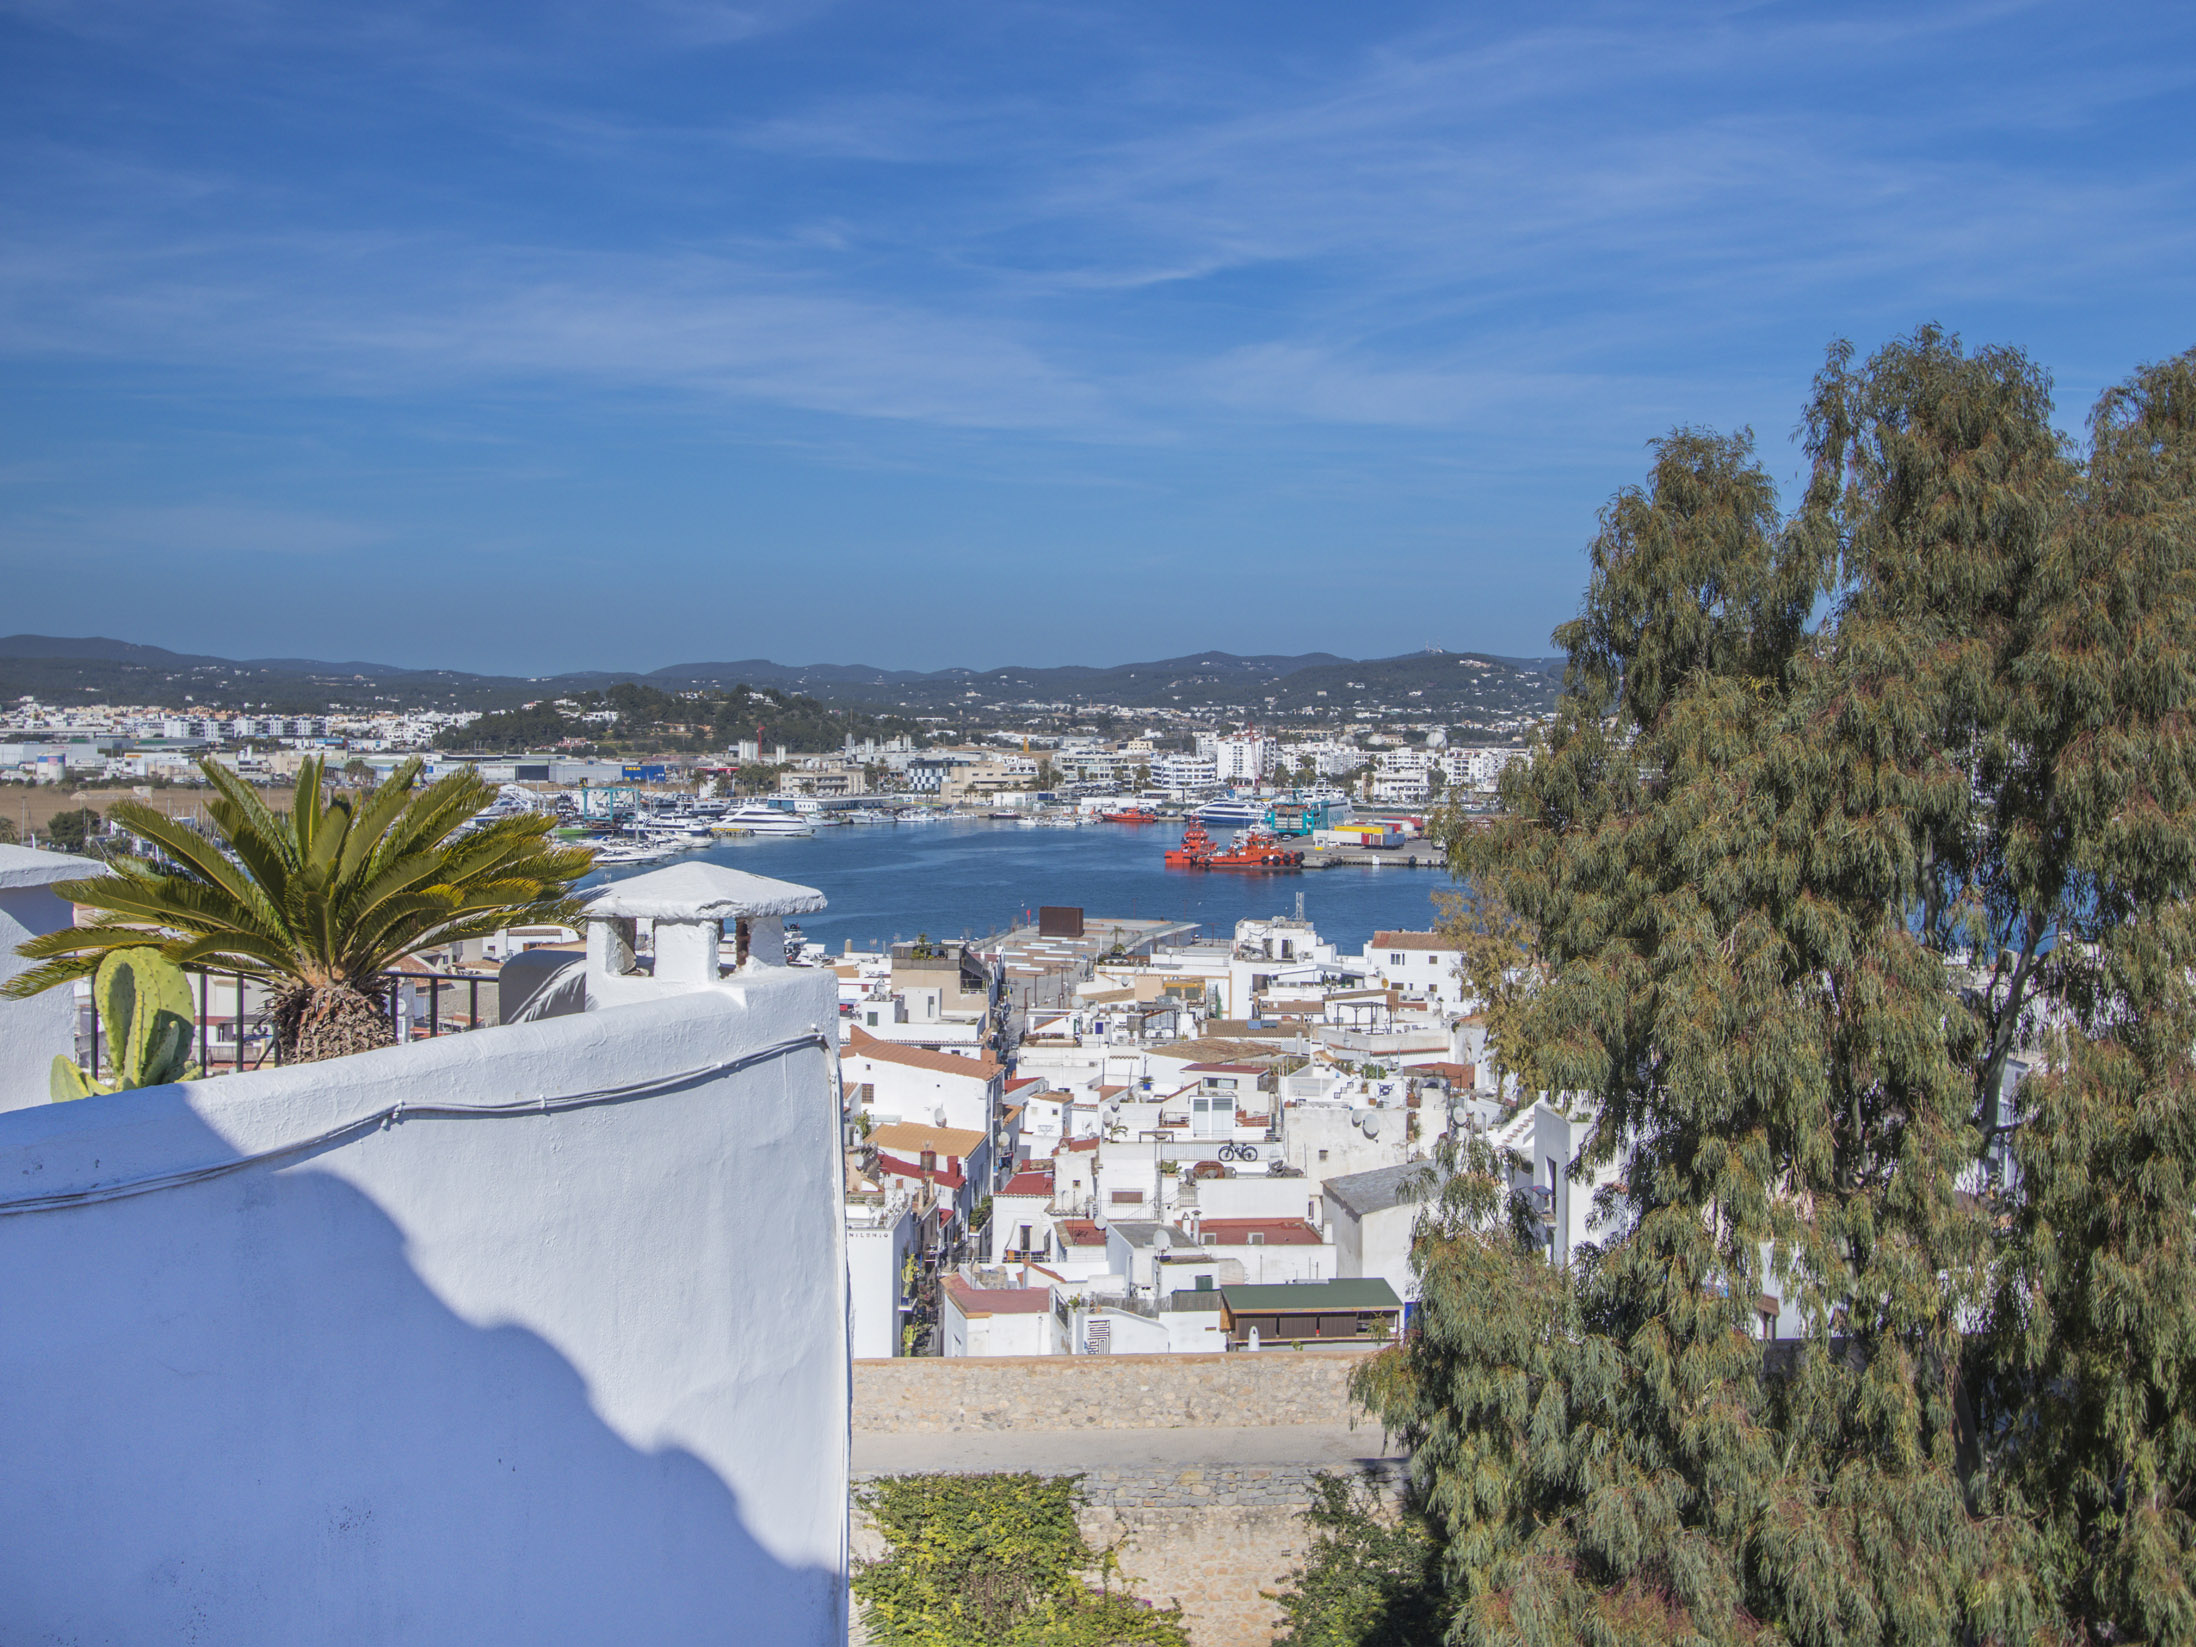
[1268,1472,1452,1647]
[1373,329,2196,1645]
[436,701,588,753]
[6,756,592,1063]
[43,805,104,856]
[1973,346,2196,1641]
[852,1473,1189,1647]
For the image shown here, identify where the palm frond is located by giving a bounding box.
[8,752,594,1010]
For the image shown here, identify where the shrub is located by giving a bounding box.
[853,1473,1188,1646]
[1267,1473,1448,1647]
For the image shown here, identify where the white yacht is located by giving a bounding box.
[591,840,672,866]
[1195,796,1267,829]
[710,802,816,838]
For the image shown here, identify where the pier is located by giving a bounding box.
[1302,842,1450,869]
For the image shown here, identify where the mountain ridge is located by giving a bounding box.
[0,635,1563,721]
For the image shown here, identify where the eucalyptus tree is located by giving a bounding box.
[1976,346,2196,1642]
[1363,328,2134,1645]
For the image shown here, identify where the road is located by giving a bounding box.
[851,1421,1403,1476]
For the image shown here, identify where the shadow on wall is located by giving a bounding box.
[0,1107,841,1646]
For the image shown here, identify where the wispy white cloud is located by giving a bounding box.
[0,0,2190,456]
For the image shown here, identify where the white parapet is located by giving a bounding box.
[0,964,848,1646]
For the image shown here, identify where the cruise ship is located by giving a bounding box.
[709,802,816,838]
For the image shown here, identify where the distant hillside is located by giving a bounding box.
[0,635,1562,725]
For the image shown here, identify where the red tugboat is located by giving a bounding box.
[1164,819,1217,867]
[1164,821,1303,871]
[1103,807,1160,824]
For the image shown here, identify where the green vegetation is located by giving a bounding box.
[1268,1475,1448,1647]
[48,947,198,1100]
[435,701,588,754]
[852,1473,1189,1646]
[43,805,104,855]
[432,680,923,758]
[6,756,592,1063]
[1365,331,2196,1645]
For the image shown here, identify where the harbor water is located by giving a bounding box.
[583,818,1460,954]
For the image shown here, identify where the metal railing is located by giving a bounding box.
[75,966,500,1080]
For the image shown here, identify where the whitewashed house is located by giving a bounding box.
[1324,1162,1431,1306]
[842,1026,1002,1135]
[940,1276,1059,1356]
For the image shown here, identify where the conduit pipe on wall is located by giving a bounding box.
[0,1030,831,1220]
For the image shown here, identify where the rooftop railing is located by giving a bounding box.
[75,966,500,1079]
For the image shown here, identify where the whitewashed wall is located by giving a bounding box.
[847,1199,915,1360]
[0,845,98,1112]
[0,968,848,1646]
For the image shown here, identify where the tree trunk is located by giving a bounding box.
[274,982,396,1064]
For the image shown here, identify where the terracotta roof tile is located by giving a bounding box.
[844,1024,1001,1079]
[1191,1218,1325,1246]
[875,1153,965,1191]
[1373,930,1453,951]
[870,1120,987,1158]
[942,1278,1053,1317]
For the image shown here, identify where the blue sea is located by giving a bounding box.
[583,819,1459,955]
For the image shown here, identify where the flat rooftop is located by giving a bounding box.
[980,916,1201,989]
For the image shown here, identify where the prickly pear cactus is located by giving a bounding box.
[50,947,198,1101]
[49,1054,104,1102]
[96,947,196,1088]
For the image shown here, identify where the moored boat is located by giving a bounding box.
[1163,819,1301,871]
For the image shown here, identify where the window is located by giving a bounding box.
[1247,1231,1266,1246]
[1019,1223,1033,1252]
[1317,1149,1329,1162]
[1390,953,1404,965]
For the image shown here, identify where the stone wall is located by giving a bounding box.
[852,1351,1403,1646]
[852,1347,1372,1433]
[850,1463,1406,1647]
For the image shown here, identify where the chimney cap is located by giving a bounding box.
[582,861,826,922]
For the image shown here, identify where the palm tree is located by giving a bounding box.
[5,756,593,1064]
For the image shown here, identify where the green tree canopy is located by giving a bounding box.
[43,805,104,856]
[1369,329,2196,1646]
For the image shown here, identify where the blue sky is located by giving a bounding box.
[2,0,2190,675]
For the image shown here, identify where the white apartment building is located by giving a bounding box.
[1364,929,1472,1012]
[1370,748,1433,805]
[1196,733,1272,785]
[1149,752,1218,800]
[1441,745,1530,792]
[1057,747,1138,787]
[1278,740,1367,780]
